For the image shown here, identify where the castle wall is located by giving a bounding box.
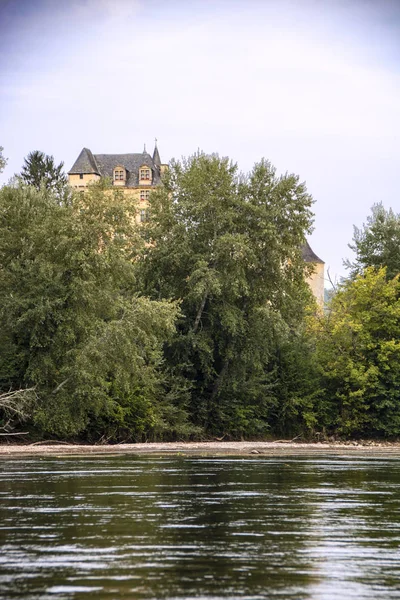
[69,173,100,187]
[68,174,148,225]
[306,262,325,307]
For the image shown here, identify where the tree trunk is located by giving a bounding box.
[192,290,208,334]
[210,357,229,404]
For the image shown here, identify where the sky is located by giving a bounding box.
[1,0,399,285]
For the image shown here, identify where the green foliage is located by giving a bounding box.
[346,203,400,280]
[0,181,191,440]
[0,146,7,174]
[313,268,400,437]
[1,150,343,442]
[266,325,322,438]
[20,150,69,199]
[138,152,315,436]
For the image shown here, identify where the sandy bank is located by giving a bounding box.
[2,440,400,457]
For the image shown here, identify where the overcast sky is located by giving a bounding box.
[1,0,399,284]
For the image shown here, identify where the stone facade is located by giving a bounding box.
[302,242,325,307]
[68,143,166,225]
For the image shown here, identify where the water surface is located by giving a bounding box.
[1,454,400,599]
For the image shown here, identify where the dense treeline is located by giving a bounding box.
[0,151,399,441]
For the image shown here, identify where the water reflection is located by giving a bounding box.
[1,455,400,599]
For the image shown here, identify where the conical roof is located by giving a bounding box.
[68,148,100,175]
[152,143,161,167]
[301,240,324,264]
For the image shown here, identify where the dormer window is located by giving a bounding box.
[139,167,151,181]
[113,166,126,186]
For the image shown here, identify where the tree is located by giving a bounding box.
[0,180,189,440]
[345,203,400,280]
[20,150,68,199]
[313,267,400,437]
[138,153,316,436]
[0,146,6,174]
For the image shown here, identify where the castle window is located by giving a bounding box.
[140,209,149,222]
[114,168,125,181]
[140,190,150,201]
[139,167,151,181]
[79,174,83,180]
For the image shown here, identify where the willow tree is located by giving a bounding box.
[138,153,316,437]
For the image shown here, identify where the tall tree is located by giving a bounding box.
[313,268,400,437]
[20,150,68,199]
[138,153,316,436]
[345,203,400,280]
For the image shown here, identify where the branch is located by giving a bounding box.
[0,387,37,424]
[327,267,337,292]
[52,378,70,394]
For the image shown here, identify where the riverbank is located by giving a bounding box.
[2,440,400,456]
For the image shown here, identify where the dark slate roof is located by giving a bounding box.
[69,148,100,175]
[68,148,162,187]
[153,145,161,167]
[302,241,324,264]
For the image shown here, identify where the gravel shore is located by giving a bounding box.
[2,440,400,457]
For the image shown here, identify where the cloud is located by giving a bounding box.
[67,0,141,21]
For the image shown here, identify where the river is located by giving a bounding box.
[1,453,400,599]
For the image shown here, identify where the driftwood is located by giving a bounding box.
[29,440,73,446]
[274,435,302,443]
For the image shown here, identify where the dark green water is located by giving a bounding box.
[1,454,400,599]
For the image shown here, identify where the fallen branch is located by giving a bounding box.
[29,440,73,446]
[0,387,37,436]
[274,435,302,443]
[0,387,37,417]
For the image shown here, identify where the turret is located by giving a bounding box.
[153,140,161,168]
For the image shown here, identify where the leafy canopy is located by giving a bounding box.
[313,267,400,437]
[345,203,400,280]
[0,146,6,174]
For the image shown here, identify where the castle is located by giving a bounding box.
[68,144,324,304]
[68,143,166,225]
